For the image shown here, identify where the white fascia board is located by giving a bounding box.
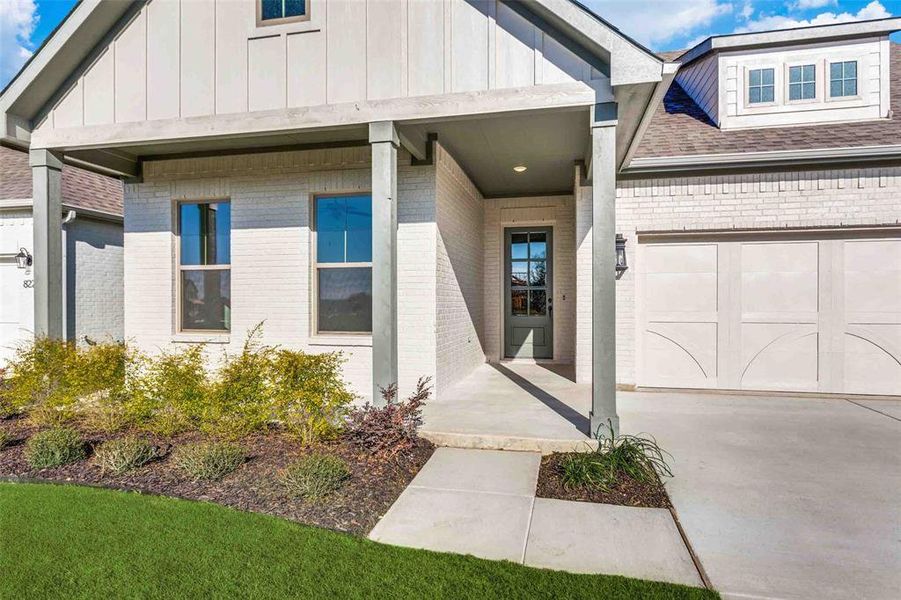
[679,17,901,66]
[619,62,680,171]
[623,144,901,174]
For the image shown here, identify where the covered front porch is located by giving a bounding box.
[422,361,594,452]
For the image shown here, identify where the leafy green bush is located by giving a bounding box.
[279,453,351,502]
[174,442,245,481]
[270,350,353,444]
[128,345,209,436]
[345,378,430,457]
[559,420,673,491]
[24,427,86,469]
[0,338,132,429]
[0,430,10,450]
[93,436,159,476]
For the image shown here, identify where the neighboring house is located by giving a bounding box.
[0,2,897,429]
[0,145,123,365]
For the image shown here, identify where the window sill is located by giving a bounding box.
[309,334,372,348]
[250,23,320,40]
[172,333,231,345]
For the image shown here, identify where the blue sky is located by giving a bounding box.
[2,0,900,89]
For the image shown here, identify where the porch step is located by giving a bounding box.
[419,429,597,455]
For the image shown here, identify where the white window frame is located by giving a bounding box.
[256,0,311,27]
[311,192,373,338]
[827,58,860,101]
[176,198,232,335]
[785,61,818,105]
[744,65,777,108]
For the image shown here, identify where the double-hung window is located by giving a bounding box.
[178,201,231,332]
[748,68,775,104]
[788,64,816,101]
[259,0,308,24]
[314,194,372,334]
[829,61,857,98]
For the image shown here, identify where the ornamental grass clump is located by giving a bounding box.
[24,427,86,469]
[93,436,159,476]
[279,453,351,502]
[559,420,673,492]
[344,377,430,458]
[174,442,245,481]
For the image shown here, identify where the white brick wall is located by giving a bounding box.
[435,144,485,392]
[576,165,901,387]
[483,195,576,363]
[125,147,437,400]
[66,218,124,342]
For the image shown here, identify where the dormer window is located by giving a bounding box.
[788,65,816,101]
[259,0,308,25]
[829,61,857,98]
[748,68,775,104]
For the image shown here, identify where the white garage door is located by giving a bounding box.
[0,259,34,366]
[637,234,901,396]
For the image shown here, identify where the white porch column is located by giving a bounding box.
[30,148,65,339]
[590,103,619,435]
[369,121,399,405]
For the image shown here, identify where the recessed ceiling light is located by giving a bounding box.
[513,165,527,173]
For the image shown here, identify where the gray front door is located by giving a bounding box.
[505,227,553,359]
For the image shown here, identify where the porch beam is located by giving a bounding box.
[369,121,399,404]
[30,148,65,338]
[590,103,619,435]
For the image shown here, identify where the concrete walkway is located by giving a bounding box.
[369,447,703,587]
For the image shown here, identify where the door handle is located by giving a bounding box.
[548,297,553,313]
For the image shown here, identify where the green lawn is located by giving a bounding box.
[0,483,717,599]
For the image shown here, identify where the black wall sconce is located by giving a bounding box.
[15,247,32,270]
[615,234,628,273]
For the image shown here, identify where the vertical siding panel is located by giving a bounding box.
[327,0,367,104]
[114,10,147,124]
[451,0,489,93]
[408,0,444,96]
[215,0,250,115]
[367,0,407,100]
[248,36,286,111]
[53,80,84,128]
[147,0,180,120]
[541,34,583,84]
[83,47,115,126]
[180,0,215,117]
[494,1,535,89]
[287,31,327,107]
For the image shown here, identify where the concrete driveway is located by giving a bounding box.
[622,391,901,600]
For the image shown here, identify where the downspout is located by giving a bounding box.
[619,61,680,172]
[61,210,76,341]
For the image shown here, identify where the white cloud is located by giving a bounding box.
[793,0,838,9]
[735,1,891,34]
[584,0,733,49]
[0,0,37,88]
[740,1,755,20]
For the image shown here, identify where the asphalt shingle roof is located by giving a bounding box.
[0,145,122,215]
[635,43,901,159]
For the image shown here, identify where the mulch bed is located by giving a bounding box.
[0,415,433,536]
[536,452,672,509]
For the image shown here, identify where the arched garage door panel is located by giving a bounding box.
[637,234,901,396]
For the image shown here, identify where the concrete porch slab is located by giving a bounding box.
[524,498,702,587]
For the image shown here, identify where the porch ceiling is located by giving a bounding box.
[405,109,590,198]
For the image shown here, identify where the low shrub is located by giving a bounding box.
[559,420,673,491]
[270,350,354,445]
[174,442,245,481]
[93,436,159,476]
[279,453,351,502]
[344,377,430,457]
[24,427,87,469]
[128,345,209,436]
[0,430,10,450]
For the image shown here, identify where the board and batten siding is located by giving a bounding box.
[43,0,607,130]
[674,51,719,125]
